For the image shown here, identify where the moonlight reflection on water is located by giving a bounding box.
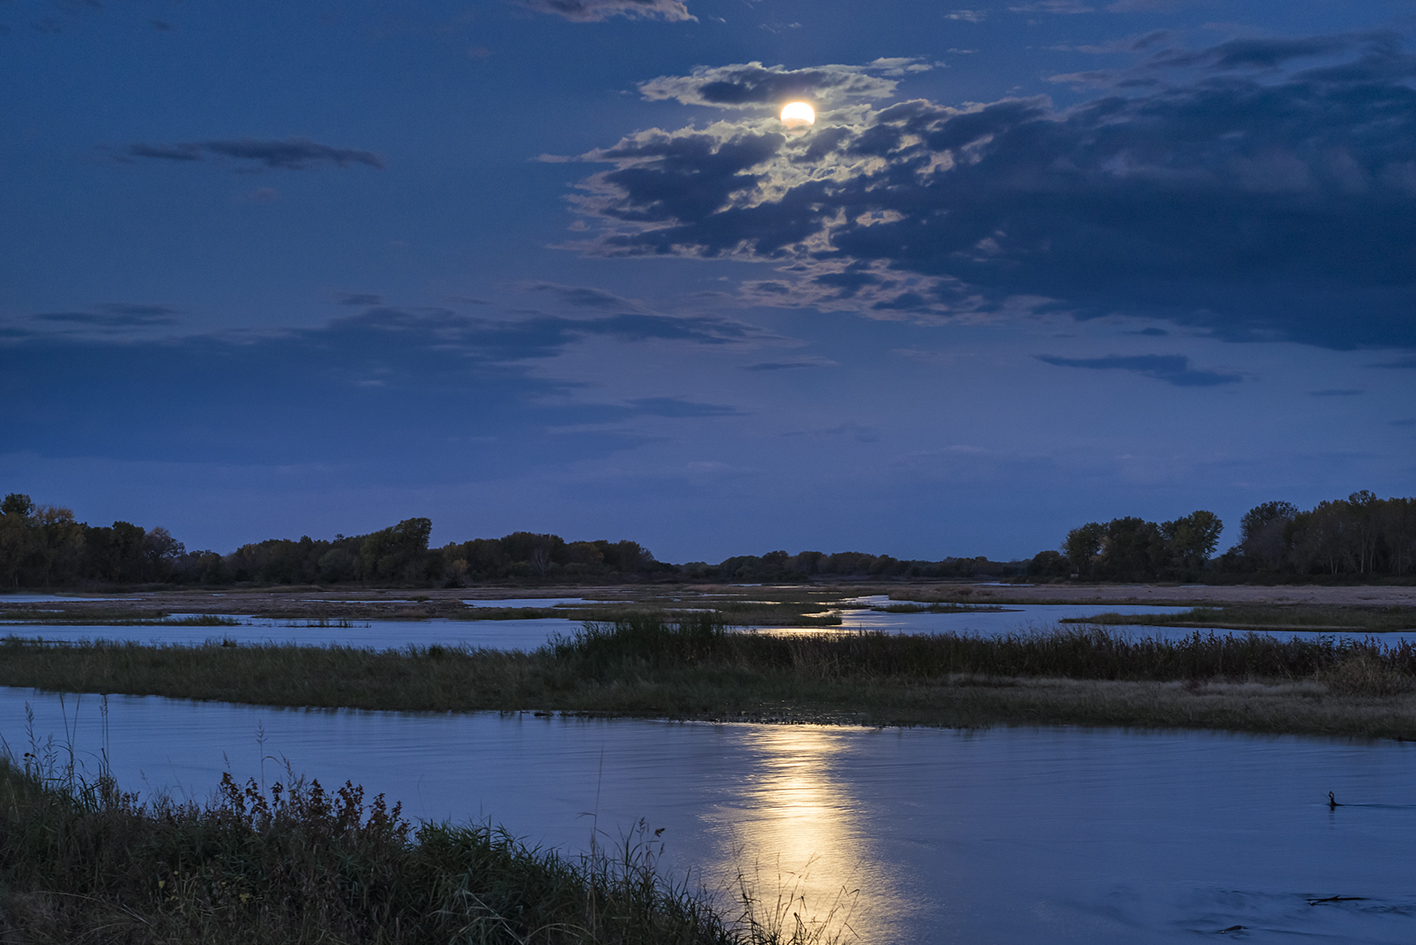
[4,687,1414,943]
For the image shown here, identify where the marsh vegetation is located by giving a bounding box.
[0,749,837,945]
[1064,604,1416,633]
[1,616,1412,738]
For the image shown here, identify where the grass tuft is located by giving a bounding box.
[0,750,840,945]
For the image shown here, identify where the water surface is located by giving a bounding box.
[3,687,1412,944]
[3,598,1410,649]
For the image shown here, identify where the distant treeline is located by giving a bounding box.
[0,492,1018,588]
[1028,510,1224,583]
[1029,492,1416,582]
[2,490,1412,589]
[1216,492,1416,577]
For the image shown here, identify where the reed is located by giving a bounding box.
[0,618,1413,737]
[1064,604,1416,633]
[0,749,836,945]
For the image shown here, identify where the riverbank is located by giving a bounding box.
[0,754,818,945]
[1,619,1412,739]
[5,581,1415,626]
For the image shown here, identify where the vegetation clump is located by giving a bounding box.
[1,617,1415,737]
[0,749,827,945]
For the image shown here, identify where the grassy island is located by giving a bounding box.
[1,616,1413,739]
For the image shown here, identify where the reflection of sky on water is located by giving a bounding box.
[2,598,1412,650]
[0,594,131,603]
[0,617,572,651]
[4,687,1414,944]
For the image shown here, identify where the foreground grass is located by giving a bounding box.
[0,755,822,945]
[1,617,1414,738]
[1065,604,1416,633]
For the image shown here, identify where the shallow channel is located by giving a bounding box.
[3,687,1413,944]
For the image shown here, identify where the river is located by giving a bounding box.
[4,687,1412,944]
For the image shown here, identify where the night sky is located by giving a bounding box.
[3,0,1414,562]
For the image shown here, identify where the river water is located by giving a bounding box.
[3,687,1412,944]
[5,600,1410,650]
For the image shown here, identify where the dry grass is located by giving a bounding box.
[1,618,1414,738]
[0,751,844,945]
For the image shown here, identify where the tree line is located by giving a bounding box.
[0,491,1023,588]
[1217,491,1416,577]
[2,489,1412,589]
[1028,491,1416,582]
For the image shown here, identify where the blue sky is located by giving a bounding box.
[3,0,1414,561]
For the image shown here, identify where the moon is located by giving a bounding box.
[780,101,816,130]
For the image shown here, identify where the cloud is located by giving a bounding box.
[781,422,879,442]
[1149,33,1374,71]
[1371,355,1416,369]
[568,37,1416,350]
[1009,1,1094,13]
[0,306,764,473]
[335,292,384,306]
[1308,388,1363,397]
[743,355,837,371]
[519,282,644,310]
[515,0,695,22]
[28,303,180,330]
[1034,354,1241,386]
[638,60,930,110]
[126,137,386,171]
[1391,418,1416,427]
[625,397,745,417]
[946,10,987,23]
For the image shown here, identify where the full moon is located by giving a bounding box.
[780,101,816,130]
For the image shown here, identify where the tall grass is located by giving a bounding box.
[0,618,1413,737]
[0,746,837,945]
[1065,604,1416,632]
[548,616,1416,687]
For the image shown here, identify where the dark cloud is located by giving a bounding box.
[1371,355,1416,369]
[1035,354,1241,386]
[1151,34,1366,71]
[336,292,385,306]
[31,303,180,328]
[520,282,642,310]
[0,307,759,475]
[743,356,837,371]
[782,422,879,442]
[571,38,1416,350]
[515,0,694,22]
[1127,327,1169,336]
[1391,418,1416,427]
[625,397,745,417]
[1308,388,1363,397]
[127,137,386,170]
[128,142,202,162]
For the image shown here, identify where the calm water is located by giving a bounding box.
[5,602,1410,650]
[3,687,1412,944]
[0,616,575,650]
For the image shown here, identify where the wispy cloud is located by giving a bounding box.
[515,0,695,22]
[126,137,386,171]
[29,303,181,330]
[743,355,838,371]
[1035,354,1241,387]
